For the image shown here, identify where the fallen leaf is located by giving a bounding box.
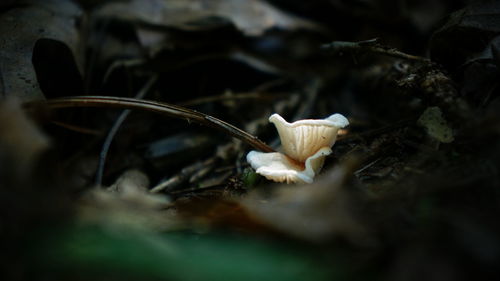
[93,0,320,37]
[430,2,500,105]
[0,0,84,100]
[430,1,500,71]
[417,107,454,143]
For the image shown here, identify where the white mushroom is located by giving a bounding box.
[246,113,349,184]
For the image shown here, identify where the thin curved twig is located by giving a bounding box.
[26,96,275,153]
[95,76,158,186]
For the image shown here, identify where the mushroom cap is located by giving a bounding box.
[269,113,348,162]
[246,147,332,184]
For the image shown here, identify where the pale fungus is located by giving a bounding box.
[246,113,349,184]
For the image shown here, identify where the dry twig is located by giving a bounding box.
[25,96,275,153]
[95,76,158,186]
[321,38,430,63]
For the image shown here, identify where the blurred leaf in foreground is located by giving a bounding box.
[78,169,178,231]
[242,159,370,244]
[35,226,337,281]
[0,97,49,176]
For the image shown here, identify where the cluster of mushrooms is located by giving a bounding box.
[247,113,349,184]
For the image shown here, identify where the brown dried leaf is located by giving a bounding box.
[174,197,273,233]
